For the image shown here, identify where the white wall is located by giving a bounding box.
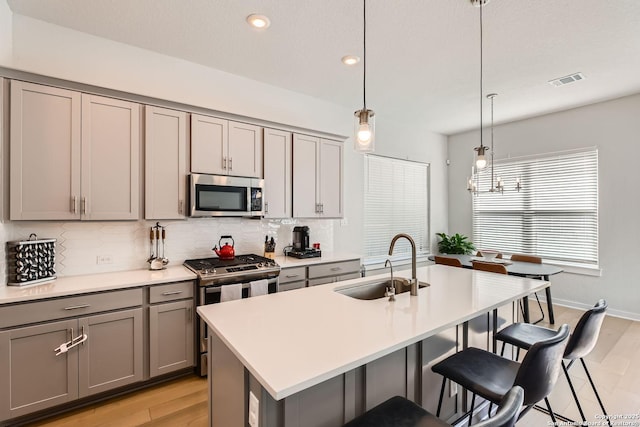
[0,0,11,63]
[448,93,640,319]
[0,12,450,280]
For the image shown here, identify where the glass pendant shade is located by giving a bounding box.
[354,109,375,152]
[474,145,487,169]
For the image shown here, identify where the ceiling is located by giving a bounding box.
[7,0,640,135]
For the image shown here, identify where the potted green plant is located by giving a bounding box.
[436,232,475,255]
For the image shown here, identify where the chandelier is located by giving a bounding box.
[466,0,521,195]
[467,94,522,194]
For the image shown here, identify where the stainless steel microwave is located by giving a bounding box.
[189,174,264,217]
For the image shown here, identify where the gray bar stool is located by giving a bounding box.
[343,386,524,427]
[432,324,569,425]
[495,299,609,426]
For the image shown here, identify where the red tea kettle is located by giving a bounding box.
[213,235,235,260]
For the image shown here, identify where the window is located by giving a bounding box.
[472,149,598,266]
[363,155,429,262]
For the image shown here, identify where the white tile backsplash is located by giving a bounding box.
[1,218,335,283]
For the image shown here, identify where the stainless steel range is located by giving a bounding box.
[184,254,281,376]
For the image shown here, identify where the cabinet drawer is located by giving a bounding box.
[149,281,194,303]
[278,281,306,292]
[279,267,306,284]
[0,288,143,329]
[308,276,334,287]
[308,260,360,279]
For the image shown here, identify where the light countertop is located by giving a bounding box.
[0,266,197,305]
[274,252,360,268]
[197,264,549,401]
[0,253,360,305]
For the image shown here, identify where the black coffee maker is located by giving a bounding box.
[292,226,310,251]
[290,226,320,258]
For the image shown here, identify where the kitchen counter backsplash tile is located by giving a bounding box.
[1,218,335,283]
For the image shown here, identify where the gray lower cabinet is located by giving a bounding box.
[78,308,144,397]
[148,281,195,377]
[0,318,79,420]
[278,266,306,292]
[307,259,361,286]
[279,259,362,291]
[0,288,144,423]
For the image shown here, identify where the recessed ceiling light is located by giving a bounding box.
[342,55,361,66]
[247,14,271,29]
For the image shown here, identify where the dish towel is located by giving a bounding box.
[250,279,269,297]
[220,283,243,302]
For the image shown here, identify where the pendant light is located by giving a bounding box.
[466,0,522,195]
[472,0,487,169]
[354,0,375,153]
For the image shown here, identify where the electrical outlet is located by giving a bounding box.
[249,391,259,427]
[96,255,113,265]
[340,218,349,226]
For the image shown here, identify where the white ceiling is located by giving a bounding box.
[7,0,640,135]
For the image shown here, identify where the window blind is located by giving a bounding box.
[472,149,598,265]
[364,155,429,261]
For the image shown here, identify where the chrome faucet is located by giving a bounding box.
[388,233,418,296]
[384,259,396,301]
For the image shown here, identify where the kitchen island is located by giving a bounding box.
[197,264,549,427]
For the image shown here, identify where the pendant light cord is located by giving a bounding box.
[363,0,367,110]
[479,0,483,149]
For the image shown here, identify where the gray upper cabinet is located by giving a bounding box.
[263,128,292,218]
[145,106,188,219]
[191,114,262,178]
[10,81,81,220]
[10,81,140,220]
[292,134,343,218]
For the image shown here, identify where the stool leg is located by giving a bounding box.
[468,393,476,426]
[581,358,611,427]
[562,360,586,423]
[500,341,506,357]
[436,378,446,417]
[544,397,557,425]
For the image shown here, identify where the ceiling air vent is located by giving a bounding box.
[549,73,585,87]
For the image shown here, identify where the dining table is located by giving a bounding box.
[429,254,563,324]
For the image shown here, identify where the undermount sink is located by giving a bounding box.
[335,278,429,300]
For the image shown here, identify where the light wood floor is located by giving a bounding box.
[28,303,640,427]
[29,375,208,427]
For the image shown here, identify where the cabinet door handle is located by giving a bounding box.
[81,197,87,214]
[64,304,91,311]
[187,307,192,322]
[178,199,184,214]
[223,157,227,169]
[71,196,77,214]
[162,290,183,296]
[330,267,341,271]
[229,157,233,171]
[285,274,299,278]
[264,202,269,214]
[321,203,324,214]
